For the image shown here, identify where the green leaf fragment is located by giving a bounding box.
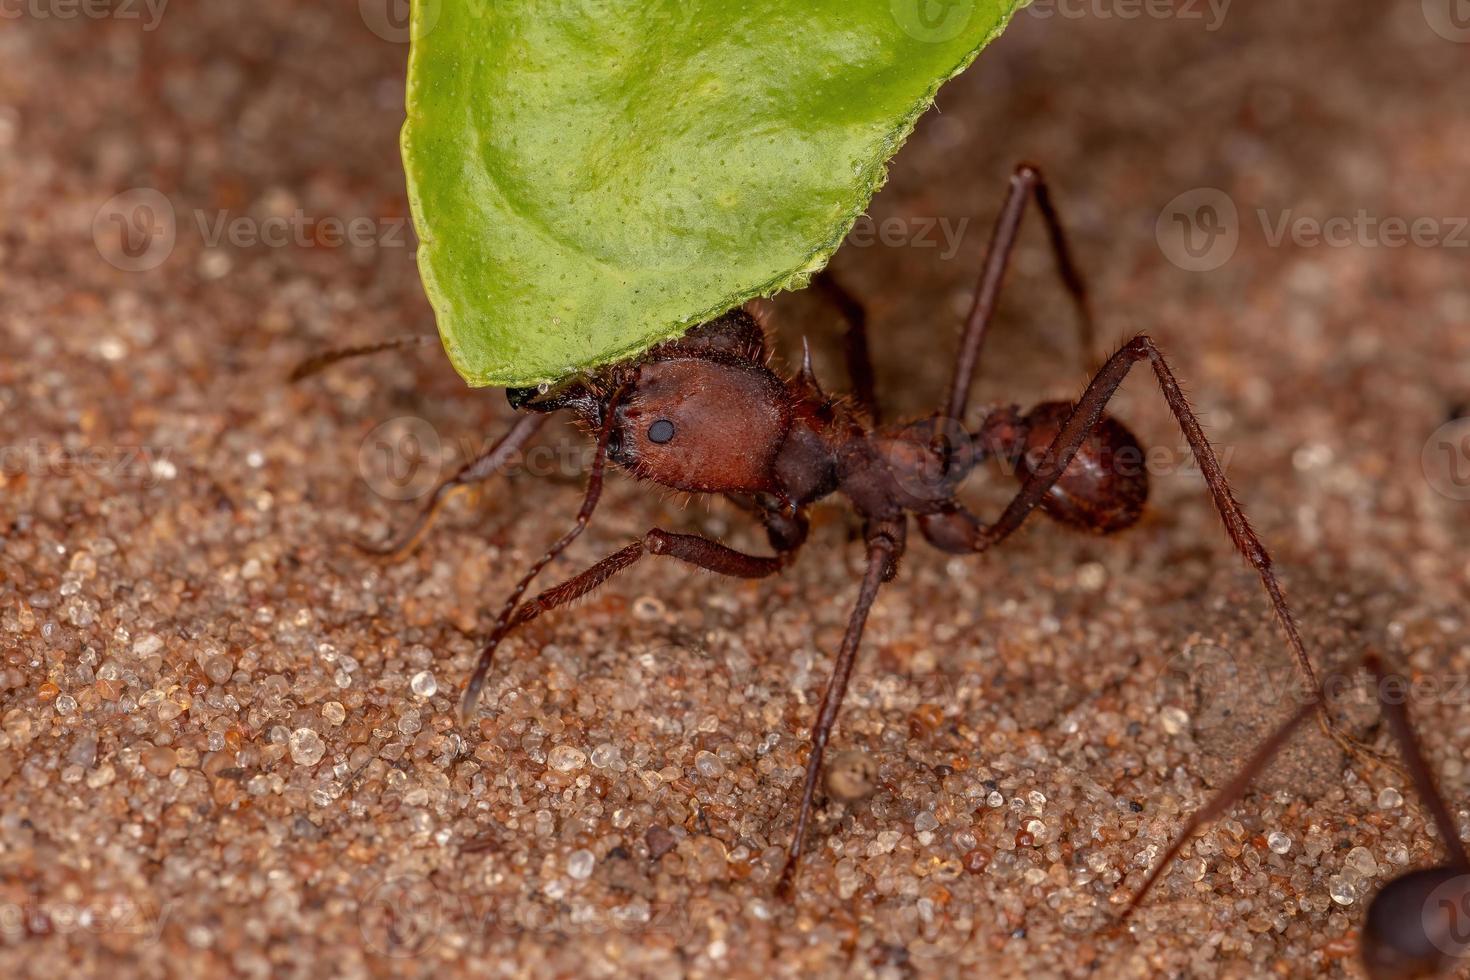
[403,0,1027,387]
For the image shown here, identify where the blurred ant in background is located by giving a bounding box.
[1127,653,1470,979]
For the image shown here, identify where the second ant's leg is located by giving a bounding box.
[944,163,1095,424]
[1126,652,1464,916]
[359,412,549,559]
[813,269,881,422]
[778,518,905,896]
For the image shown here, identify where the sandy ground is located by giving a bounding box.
[3,1,1470,977]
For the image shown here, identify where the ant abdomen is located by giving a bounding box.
[1014,401,1148,533]
[1362,866,1470,979]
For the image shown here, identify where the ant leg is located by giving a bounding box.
[289,335,436,381]
[812,270,881,422]
[458,399,623,720]
[778,518,905,896]
[1123,698,1317,917]
[357,412,549,559]
[969,335,1339,735]
[1364,654,1467,867]
[1127,652,1465,917]
[944,163,1095,424]
[461,526,799,719]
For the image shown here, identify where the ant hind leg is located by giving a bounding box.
[949,334,1391,766]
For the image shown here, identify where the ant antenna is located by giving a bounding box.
[459,386,625,722]
[288,335,435,381]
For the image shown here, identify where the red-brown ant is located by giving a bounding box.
[1127,654,1470,978]
[297,163,1369,895]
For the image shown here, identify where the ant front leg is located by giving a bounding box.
[288,333,550,560]
[778,517,905,897]
[461,524,802,718]
[358,412,549,559]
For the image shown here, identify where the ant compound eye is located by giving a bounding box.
[647,419,675,444]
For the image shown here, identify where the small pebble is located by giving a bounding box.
[1328,876,1357,906]
[567,849,595,880]
[825,749,878,802]
[646,826,676,860]
[143,746,176,776]
[1346,846,1378,877]
[548,745,587,772]
[289,728,326,766]
[410,671,437,698]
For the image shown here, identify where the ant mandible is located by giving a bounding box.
[298,163,1361,894]
[1126,653,1470,978]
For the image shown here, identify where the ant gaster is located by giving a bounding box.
[299,164,1363,893]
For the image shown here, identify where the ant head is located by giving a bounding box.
[1361,866,1470,979]
[505,310,792,494]
[610,348,791,493]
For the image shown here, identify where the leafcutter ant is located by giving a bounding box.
[296,163,1369,894]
